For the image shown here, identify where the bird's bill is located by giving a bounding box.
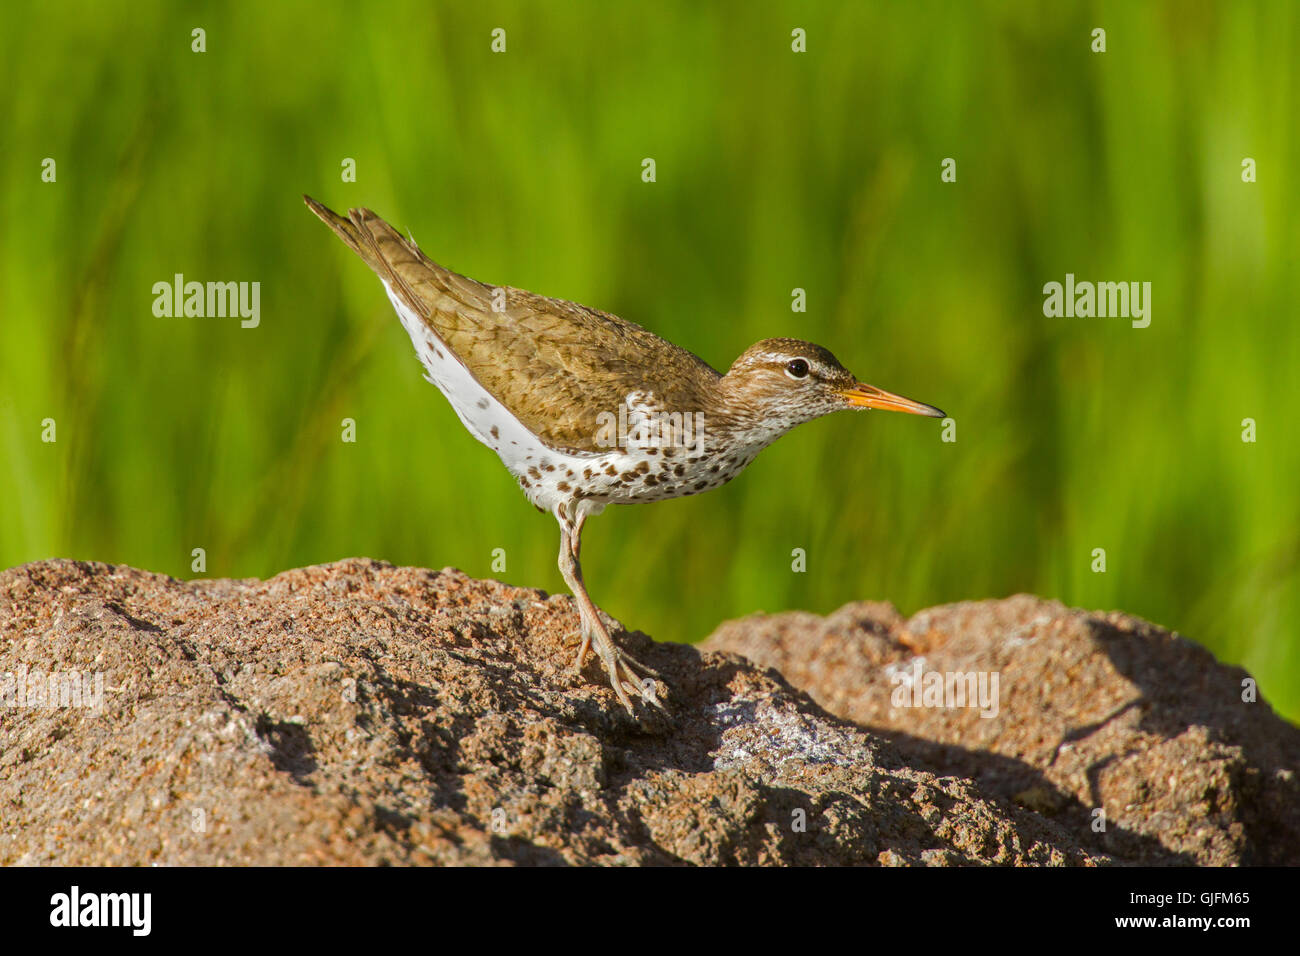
[839,383,946,418]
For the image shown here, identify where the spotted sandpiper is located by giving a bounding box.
[305,196,945,715]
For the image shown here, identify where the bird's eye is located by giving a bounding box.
[785,359,810,379]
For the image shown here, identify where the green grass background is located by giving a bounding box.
[2,1,1297,721]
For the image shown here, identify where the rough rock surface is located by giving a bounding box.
[704,596,1300,866]
[0,559,1117,866]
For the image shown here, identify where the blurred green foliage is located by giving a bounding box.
[2,1,1297,721]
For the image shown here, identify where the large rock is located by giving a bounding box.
[0,559,1112,866]
[704,596,1300,865]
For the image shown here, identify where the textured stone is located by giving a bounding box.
[1,560,1111,866]
[704,595,1299,865]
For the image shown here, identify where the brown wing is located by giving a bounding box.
[305,197,721,452]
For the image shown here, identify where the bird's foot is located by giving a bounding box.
[600,646,668,716]
[575,625,666,715]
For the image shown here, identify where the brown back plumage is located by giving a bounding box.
[305,196,722,452]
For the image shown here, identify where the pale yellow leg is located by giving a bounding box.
[556,513,664,714]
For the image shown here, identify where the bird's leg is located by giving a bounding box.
[556,514,664,714]
[566,514,661,681]
[567,513,591,668]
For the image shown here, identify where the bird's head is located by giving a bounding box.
[720,338,944,438]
